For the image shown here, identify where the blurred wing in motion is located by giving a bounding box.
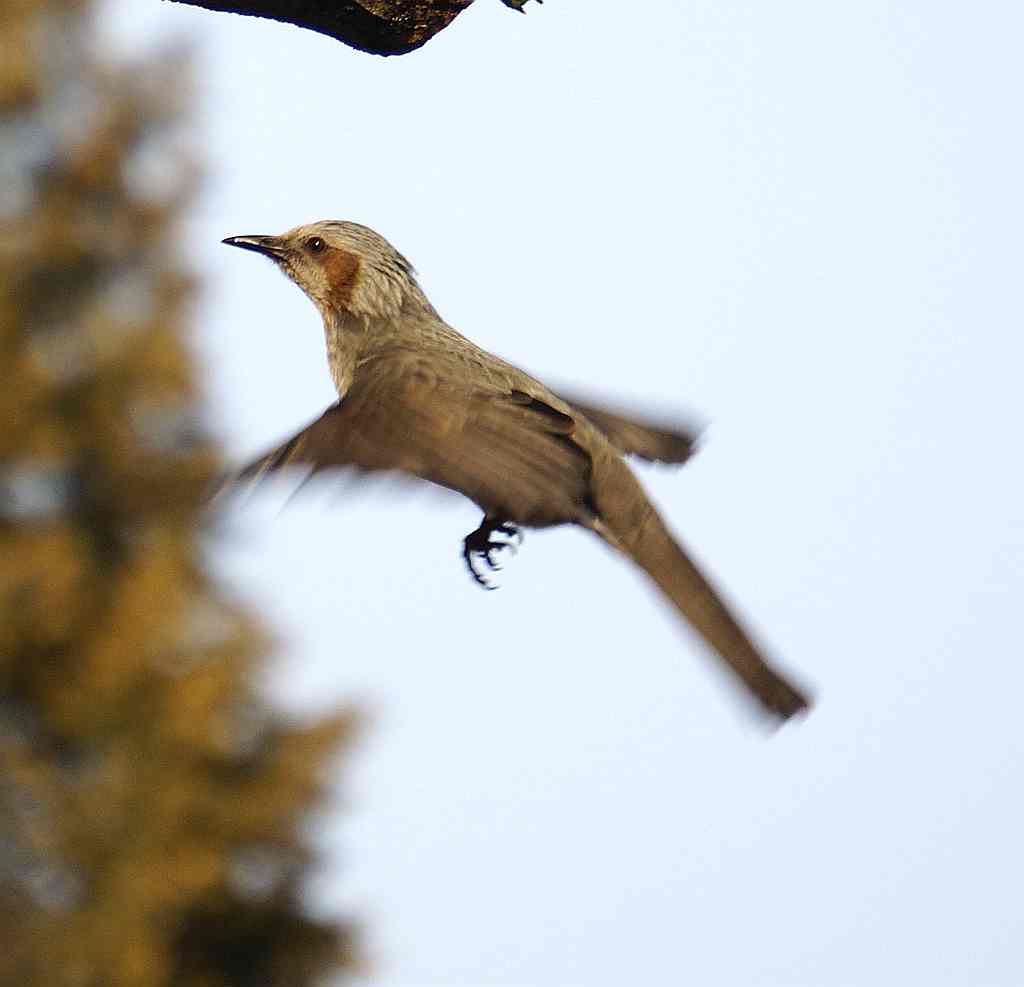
[220,370,702,507]
[217,351,594,527]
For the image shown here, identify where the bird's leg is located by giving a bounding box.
[462,516,523,590]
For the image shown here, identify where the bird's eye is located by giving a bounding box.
[305,236,326,254]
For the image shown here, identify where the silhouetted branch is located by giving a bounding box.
[166,0,540,56]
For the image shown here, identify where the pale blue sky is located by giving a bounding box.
[105,3,1024,983]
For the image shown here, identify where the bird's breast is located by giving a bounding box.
[324,326,357,398]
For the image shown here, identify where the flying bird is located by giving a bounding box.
[220,221,810,720]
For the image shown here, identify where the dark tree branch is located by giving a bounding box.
[167,0,540,56]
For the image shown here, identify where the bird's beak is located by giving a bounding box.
[221,235,288,259]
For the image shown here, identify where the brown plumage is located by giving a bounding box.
[221,220,810,720]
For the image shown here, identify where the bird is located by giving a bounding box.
[219,220,811,721]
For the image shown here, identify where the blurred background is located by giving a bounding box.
[5,0,1024,984]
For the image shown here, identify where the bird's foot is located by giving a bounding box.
[462,518,522,590]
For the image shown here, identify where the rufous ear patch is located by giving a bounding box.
[324,248,361,310]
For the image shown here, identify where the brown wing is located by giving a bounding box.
[225,351,595,527]
[555,392,701,465]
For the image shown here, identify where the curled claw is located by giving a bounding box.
[462,517,523,589]
[487,523,521,569]
[501,523,524,548]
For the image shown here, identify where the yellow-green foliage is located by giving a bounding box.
[0,3,357,983]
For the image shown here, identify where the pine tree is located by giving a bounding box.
[0,2,358,983]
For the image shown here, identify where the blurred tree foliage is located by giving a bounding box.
[0,1,359,984]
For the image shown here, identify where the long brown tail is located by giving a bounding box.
[592,477,810,721]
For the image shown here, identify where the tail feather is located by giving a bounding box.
[593,503,810,721]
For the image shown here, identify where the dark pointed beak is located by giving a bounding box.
[221,235,287,259]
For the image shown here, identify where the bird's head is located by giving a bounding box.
[222,220,424,323]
